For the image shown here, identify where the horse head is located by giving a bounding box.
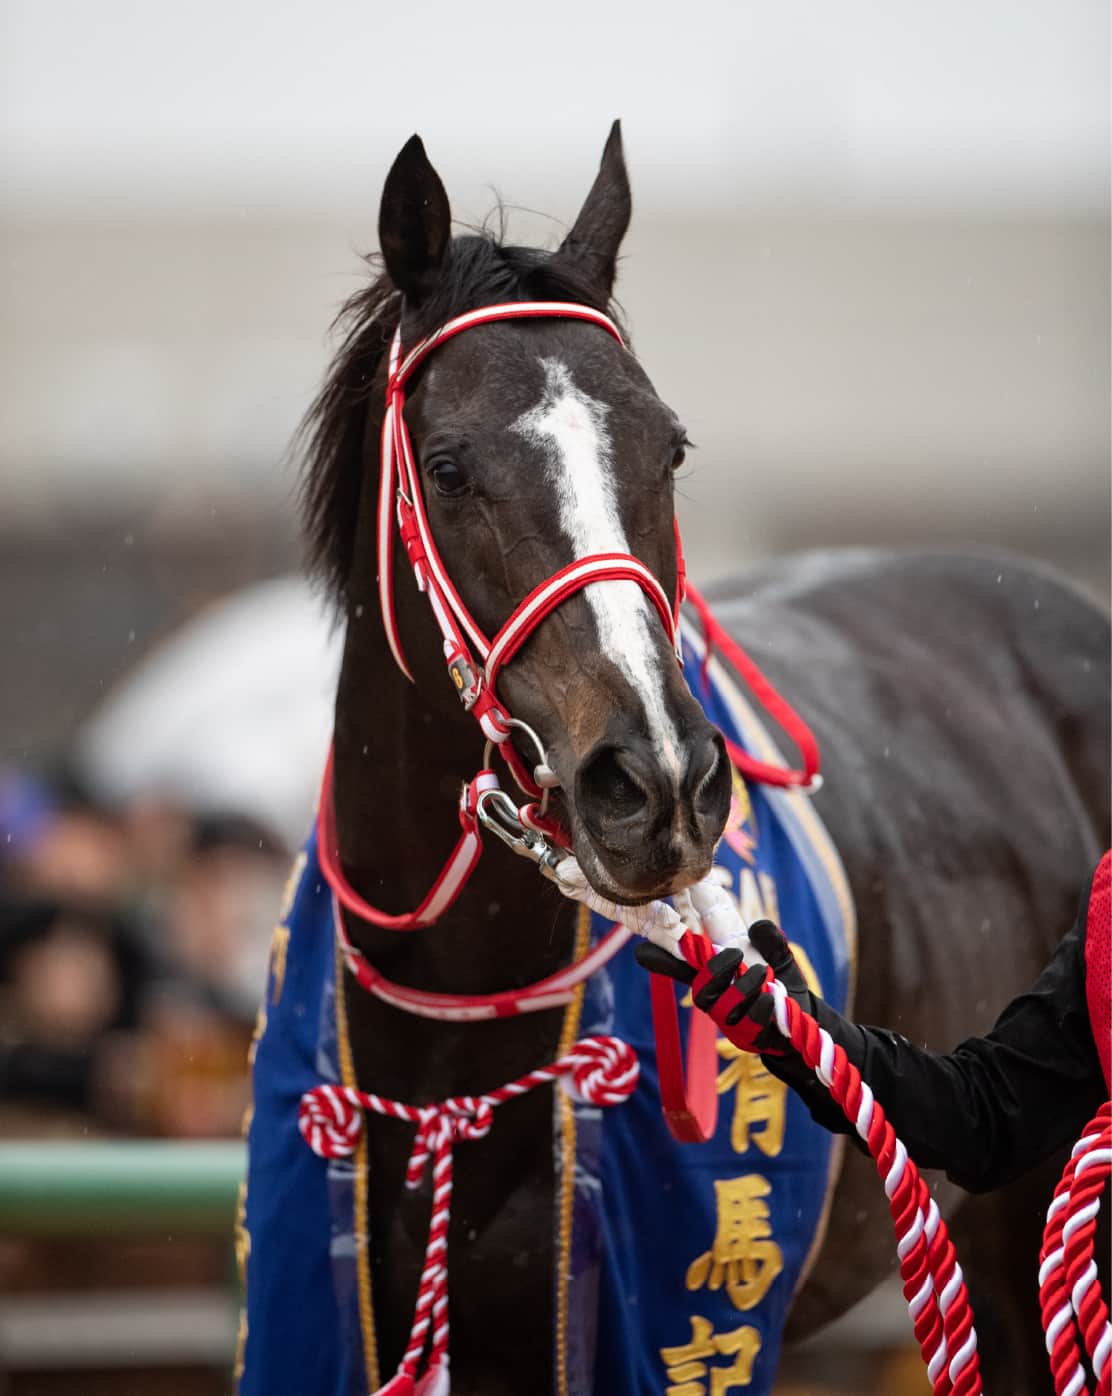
[308,126,731,907]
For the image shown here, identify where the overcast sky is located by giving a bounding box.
[2,0,1108,217]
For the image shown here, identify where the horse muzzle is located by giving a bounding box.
[565,717,731,905]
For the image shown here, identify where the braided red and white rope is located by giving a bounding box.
[299,1035,638,1395]
[662,913,984,1392]
[763,977,983,1396]
[1038,1100,1111,1396]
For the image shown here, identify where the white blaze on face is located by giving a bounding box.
[511,357,682,777]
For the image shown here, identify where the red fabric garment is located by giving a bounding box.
[1084,850,1111,1092]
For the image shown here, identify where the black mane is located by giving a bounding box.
[298,231,624,603]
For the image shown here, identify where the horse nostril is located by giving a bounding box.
[686,730,730,819]
[577,745,649,824]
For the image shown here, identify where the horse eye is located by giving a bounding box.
[427,458,469,497]
[670,429,691,472]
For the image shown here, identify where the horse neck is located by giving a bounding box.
[330,604,577,997]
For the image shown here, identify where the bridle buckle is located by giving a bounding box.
[447,652,482,709]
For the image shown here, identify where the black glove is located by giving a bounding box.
[635,939,770,1039]
[635,919,868,1140]
[636,920,810,1047]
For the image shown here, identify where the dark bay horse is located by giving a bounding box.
[296,124,1110,1394]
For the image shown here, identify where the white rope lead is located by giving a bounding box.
[551,856,761,962]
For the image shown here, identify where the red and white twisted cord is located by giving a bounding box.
[766,978,983,1396]
[1038,1101,1111,1396]
[298,1035,639,1396]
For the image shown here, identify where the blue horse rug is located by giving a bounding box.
[237,620,855,1395]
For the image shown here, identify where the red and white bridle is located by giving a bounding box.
[317,297,822,1019]
[320,301,686,944]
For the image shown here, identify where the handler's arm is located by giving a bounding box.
[822,913,1104,1192]
[637,877,1105,1193]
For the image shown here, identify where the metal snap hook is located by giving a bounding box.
[474,787,564,881]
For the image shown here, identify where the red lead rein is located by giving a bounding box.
[668,926,983,1396]
[651,928,720,1142]
[299,1036,639,1396]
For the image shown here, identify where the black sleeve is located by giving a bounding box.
[770,884,1105,1193]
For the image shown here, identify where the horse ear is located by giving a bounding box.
[552,120,632,302]
[378,134,452,303]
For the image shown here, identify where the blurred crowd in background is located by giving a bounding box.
[0,565,339,1149]
[0,762,284,1141]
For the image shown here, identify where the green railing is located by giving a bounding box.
[0,1140,245,1235]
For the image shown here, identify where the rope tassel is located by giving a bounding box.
[299,1036,639,1393]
